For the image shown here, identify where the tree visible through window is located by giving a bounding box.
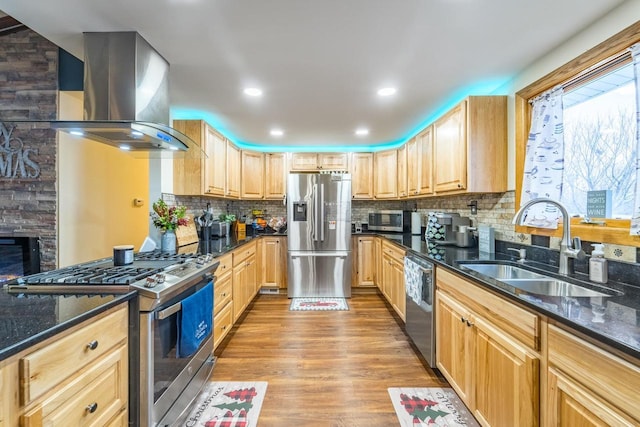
[560,62,637,218]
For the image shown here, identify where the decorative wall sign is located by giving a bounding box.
[587,190,612,218]
[0,122,41,179]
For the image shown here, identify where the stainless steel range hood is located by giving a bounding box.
[51,31,193,152]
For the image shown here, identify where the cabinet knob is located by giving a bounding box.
[85,402,98,414]
[466,320,474,327]
[460,317,466,323]
[86,340,99,351]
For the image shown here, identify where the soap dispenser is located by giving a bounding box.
[589,244,608,283]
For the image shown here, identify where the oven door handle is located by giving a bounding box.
[156,302,182,320]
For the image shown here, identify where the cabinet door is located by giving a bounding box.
[417,127,434,195]
[397,144,407,198]
[547,368,637,427]
[262,237,281,288]
[374,237,382,289]
[290,153,318,171]
[350,152,374,199]
[374,150,398,198]
[435,291,472,404]
[356,237,375,286]
[391,257,405,321]
[232,264,246,322]
[381,253,393,301]
[406,137,419,196]
[245,253,258,301]
[241,151,265,199]
[473,315,539,427]
[226,142,241,198]
[264,153,287,199]
[206,127,226,196]
[434,101,466,192]
[319,153,348,170]
[172,120,205,195]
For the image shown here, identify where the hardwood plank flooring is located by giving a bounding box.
[212,291,448,426]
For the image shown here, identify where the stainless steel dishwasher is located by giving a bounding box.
[404,253,436,367]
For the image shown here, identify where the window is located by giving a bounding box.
[560,61,637,218]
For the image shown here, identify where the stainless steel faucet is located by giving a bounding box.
[512,198,585,275]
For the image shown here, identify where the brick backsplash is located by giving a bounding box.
[0,28,59,271]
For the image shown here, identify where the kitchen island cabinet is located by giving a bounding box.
[1,304,128,426]
[432,96,507,195]
[436,267,539,427]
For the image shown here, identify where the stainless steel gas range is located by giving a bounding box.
[7,249,220,426]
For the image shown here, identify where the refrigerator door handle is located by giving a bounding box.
[313,183,319,241]
[319,183,325,242]
[289,251,349,258]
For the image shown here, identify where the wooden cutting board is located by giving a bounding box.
[176,214,199,247]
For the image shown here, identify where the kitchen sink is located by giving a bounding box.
[461,263,549,280]
[460,262,622,298]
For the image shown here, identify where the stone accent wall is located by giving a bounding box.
[0,28,59,271]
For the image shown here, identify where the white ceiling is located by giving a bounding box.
[0,0,629,150]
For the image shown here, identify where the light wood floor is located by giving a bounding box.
[212,291,448,426]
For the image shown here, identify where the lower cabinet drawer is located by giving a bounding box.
[21,345,128,426]
[214,303,233,350]
[214,274,232,315]
[20,306,128,405]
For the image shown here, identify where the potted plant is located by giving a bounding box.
[151,199,188,252]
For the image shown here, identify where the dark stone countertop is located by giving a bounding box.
[0,290,135,361]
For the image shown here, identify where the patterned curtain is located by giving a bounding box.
[519,87,565,229]
[630,43,640,235]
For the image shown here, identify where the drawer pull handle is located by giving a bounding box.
[86,402,98,413]
[86,340,99,351]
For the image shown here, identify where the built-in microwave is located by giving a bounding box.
[368,210,411,232]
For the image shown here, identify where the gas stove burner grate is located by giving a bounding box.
[20,265,166,286]
[134,250,195,261]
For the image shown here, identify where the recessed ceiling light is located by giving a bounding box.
[270,129,284,137]
[119,144,131,151]
[355,128,369,136]
[377,87,397,97]
[70,130,84,136]
[244,87,263,97]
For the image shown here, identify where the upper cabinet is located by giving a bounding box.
[373,149,398,199]
[240,151,264,199]
[173,119,227,196]
[226,142,241,198]
[264,153,287,200]
[350,152,374,199]
[433,96,507,194]
[290,153,349,171]
[417,127,434,196]
[397,144,407,198]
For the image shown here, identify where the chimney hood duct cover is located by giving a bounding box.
[51,32,191,152]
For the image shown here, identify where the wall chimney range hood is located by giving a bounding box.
[46,32,194,153]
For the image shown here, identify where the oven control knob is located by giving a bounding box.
[145,277,157,288]
[155,273,165,283]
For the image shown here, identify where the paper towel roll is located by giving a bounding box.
[411,212,422,235]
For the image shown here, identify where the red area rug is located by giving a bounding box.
[388,387,479,426]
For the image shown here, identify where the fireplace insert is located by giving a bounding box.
[0,237,40,284]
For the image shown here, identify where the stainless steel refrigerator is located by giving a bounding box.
[287,172,352,298]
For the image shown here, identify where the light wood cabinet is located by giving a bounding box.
[417,127,434,196]
[354,236,375,287]
[546,324,640,426]
[232,241,257,321]
[264,153,287,200]
[226,142,241,198]
[290,153,348,171]
[261,236,287,289]
[380,240,405,321]
[406,137,419,197]
[350,152,374,199]
[433,96,507,194]
[213,252,233,350]
[241,151,265,199]
[397,144,407,198]
[173,119,226,196]
[436,268,539,427]
[373,150,398,199]
[2,305,129,426]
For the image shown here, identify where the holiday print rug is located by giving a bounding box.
[388,387,480,426]
[289,297,349,311]
[181,381,267,427]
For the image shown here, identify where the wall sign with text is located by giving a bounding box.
[0,122,41,179]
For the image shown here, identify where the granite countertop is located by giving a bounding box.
[0,290,135,361]
[373,232,640,360]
